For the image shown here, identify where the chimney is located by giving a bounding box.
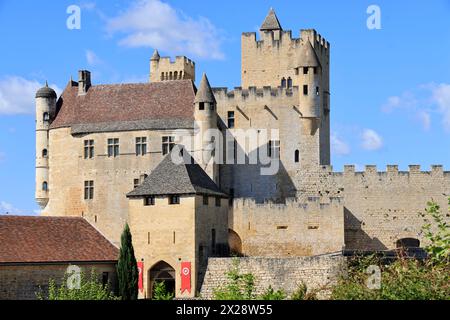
[78,70,91,95]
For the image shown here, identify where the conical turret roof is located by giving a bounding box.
[151,49,160,61]
[194,73,216,103]
[260,8,282,31]
[298,41,321,68]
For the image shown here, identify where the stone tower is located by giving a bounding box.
[241,9,331,166]
[193,73,219,184]
[149,49,196,82]
[35,82,57,209]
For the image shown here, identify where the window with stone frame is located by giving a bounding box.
[84,180,94,200]
[135,137,147,156]
[107,138,119,157]
[268,140,280,159]
[162,136,175,155]
[84,140,94,159]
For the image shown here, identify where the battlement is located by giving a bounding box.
[213,86,298,102]
[338,164,449,177]
[242,29,329,51]
[150,55,195,82]
[233,196,343,211]
[158,56,195,68]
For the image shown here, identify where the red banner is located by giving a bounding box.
[180,262,191,294]
[137,261,144,293]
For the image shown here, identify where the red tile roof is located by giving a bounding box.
[0,216,118,263]
[50,80,196,129]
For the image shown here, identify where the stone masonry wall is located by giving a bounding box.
[200,254,346,299]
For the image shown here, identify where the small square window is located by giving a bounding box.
[169,195,180,205]
[144,196,155,206]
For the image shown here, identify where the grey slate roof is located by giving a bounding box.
[298,41,321,67]
[127,151,227,198]
[71,118,194,135]
[151,49,160,61]
[36,82,57,99]
[194,73,216,104]
[260,8,282,31]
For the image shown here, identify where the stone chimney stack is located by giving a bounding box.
[78,70,91,95]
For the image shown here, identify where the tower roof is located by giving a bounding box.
[35,81,57,99]
[297,41,321,68]
[127,151,227,198]
[194,73,216,104]
[151,49,160,61]
[260,8,282,31]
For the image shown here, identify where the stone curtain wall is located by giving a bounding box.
[200,254,346,299]
[293,165,450,251]
[0,263,117,300]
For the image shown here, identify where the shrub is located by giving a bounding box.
[213,258,256,300]
[259,286,286,300]
[36,270,118,300]
[152,281,174,300]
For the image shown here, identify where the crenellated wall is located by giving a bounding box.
[229,197,344,257]
[291,165,450,251]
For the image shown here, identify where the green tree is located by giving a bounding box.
[117,223,139,300]
[36,270,118,300]
[421,198,450,264]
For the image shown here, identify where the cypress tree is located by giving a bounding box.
[117,223,138,300]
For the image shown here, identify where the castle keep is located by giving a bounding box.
[34,9,450,298]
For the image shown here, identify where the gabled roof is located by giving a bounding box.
[194,73,216,104]
[260,8,282,31]
[298,40,321,67]
[127,151,227,198]
[0,216,118,264]
[50,80,196,130]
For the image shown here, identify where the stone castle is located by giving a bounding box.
[34,9,450,298]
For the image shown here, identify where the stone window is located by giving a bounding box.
[303,67,309,75]
[316,86,320,96]
[107,138,119,157]
[43,112,49,122]
[287,77,293,88]
[42,181,48,192]
[144,196,155,206]
[281,78,286,88]
[215,196,221,207]
[295,150,300,163]
[313,67,318,74]
[303,85,308,95]
[133,179,140,189]
[161,72,164,81]
[203,195,209,205]
[227,111,235,129]
[199,102,205,110]
[162,136,175,155]
[211,229,216,255]
[84,140,94,159]
[169,195,180,205]
[135,137,147,156]
[268,140,280,159]
[84,180,94,200]
[42,149,48,158]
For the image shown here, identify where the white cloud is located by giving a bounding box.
[431,83,450,132]
[86,49,103,66]
[381,83,450,132]
[361,129,383,151]
[0,76,61,115]
[0,201,23,215]
[106,0,225,60]
[331,132,350,156]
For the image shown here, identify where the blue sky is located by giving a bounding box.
[0,0,449,215]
